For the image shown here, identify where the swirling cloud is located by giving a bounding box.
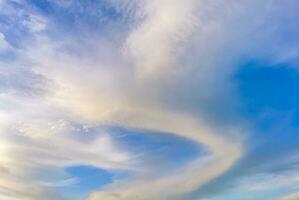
[1,0,299,200]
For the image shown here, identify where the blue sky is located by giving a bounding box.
[1,0,299,200]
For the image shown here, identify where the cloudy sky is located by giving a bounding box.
[1,0,299,200]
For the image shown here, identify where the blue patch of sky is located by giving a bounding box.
[27,0,126,35]
[40,123,203,200]
[0,49,16,62]
[235,61,299,141]
[192,61,299,200]
[109,126,206,173]
[236,62,299,116]
[61,165,131,200]
[63,124,205,173]
[233,61,299,173]
[0,1,35,48]
[0,0,130,50]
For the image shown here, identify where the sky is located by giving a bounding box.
[0,0,299,200]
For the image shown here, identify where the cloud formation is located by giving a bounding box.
[1,0,299,200]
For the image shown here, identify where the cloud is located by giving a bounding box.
[0,33,8,50]
[124,0,198,77]
[0,91,134,199]
[0,1,245,199]
[22,14,47,33]
[1,0,299,200]
[16,32,243,200]
[242,170,299,192]
[281,192,299,200]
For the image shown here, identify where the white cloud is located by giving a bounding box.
[0,19,244,200]
[23,14,47,33]
[0,93,133,200]
[15,22,244,200]
[124,0,199,77]
[281,192,299,200]
[1,0,299,199]
[0,32,10,51]
[241,171,299,192]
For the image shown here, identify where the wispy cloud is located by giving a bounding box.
[1,0,299,200]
